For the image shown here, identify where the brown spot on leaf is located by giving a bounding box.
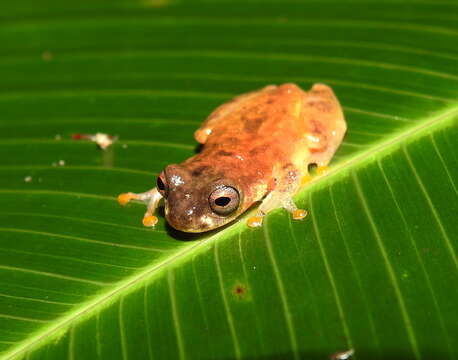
[233,284,247,298]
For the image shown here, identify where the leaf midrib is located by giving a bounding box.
[2,104,458,360]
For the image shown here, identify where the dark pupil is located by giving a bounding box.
[215,197,231,207]
[157,177,165,191]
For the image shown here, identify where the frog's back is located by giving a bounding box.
[196,84,304,146]
[195,83,345,166]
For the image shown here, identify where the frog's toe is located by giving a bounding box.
[142,215,158,227]
[292,209,308,220]
[300,174,313,185]
[316,165,330,175]
[281,198,308,221]
[247,215,264,228]
[118,192,136,206]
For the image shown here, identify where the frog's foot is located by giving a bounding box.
[142,213,158,227]
[250,191,280,228]
[247,212,265,228]
[118,188,163,227]
[118,192,138,206]
[316,165,330,175]
[300,167,329,187]
[282,197,308,221]
[247,189,308,229]
[301,173,313,185]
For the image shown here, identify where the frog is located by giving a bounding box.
[118,83,346,233]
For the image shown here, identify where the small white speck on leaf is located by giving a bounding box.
[330,349,354,360]
[93,133,116,149]
[52,160,66,167]
[72,132,117,150]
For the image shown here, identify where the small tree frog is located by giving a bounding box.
[118,83,346,232]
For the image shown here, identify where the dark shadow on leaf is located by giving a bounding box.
[164,216,241,241]
[194,143,204,154]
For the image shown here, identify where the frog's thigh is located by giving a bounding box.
[194,85,277,144]
[302,83,345,167]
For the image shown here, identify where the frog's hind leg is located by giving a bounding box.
[247,167,307,228]
[303,83,346,175]
[118,188,163,227]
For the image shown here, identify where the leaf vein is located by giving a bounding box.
[429,134,458,193]
[403,146,458,268]
[118,297,128,360]
[214,243,241,359]
[309,194,353,349]
[167,270,186,360]
[377,159,455,357]
[0,314,47,324]
[0,265,110,287]
[262,218,299,360]
[352,173,420,359]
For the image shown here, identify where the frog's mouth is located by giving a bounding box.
[164,203,238,233]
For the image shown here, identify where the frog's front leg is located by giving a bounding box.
[118,188,163,227]
[247,168,307,228]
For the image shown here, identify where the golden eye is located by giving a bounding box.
[209,186,240,216]
[156,172,168,197]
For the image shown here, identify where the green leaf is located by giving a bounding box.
[1,0,457,359]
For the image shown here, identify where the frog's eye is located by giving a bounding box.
[156,173,168,197]
[209,186,240,216]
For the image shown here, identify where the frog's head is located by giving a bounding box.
[157,164,244,233]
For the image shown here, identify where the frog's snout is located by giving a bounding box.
[164,205,216,233]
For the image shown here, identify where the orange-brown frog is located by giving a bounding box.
[118,83,346,232]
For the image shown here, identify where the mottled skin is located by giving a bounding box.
[118,83,346,232]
